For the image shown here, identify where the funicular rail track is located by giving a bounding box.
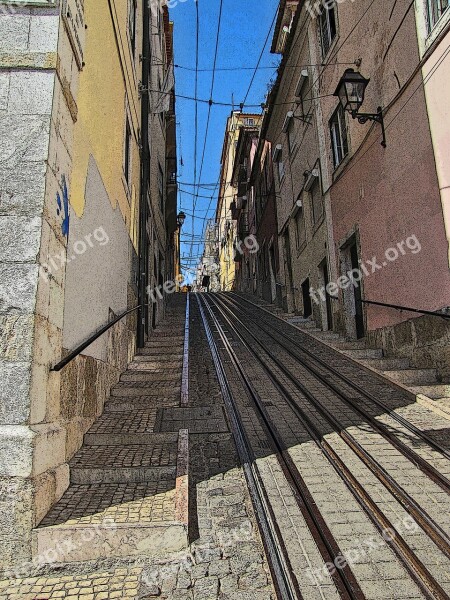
[197,292,450,600]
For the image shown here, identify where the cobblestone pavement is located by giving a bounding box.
[0,568,143,599]
[0,295,275,599]
[4,292,448,599]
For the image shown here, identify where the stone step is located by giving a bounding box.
[410,384,450,400]
[138,346,184,356]
[133,354,183,362]
[85,409,160,434]
[84,432,178,446]
[121,371,182,383]
[148,333,185,340]
[343,348,384,360]
[105,398,179,412]
[34,481,188,563]
[384,368,439,385]
[333,340,370,350]
[128,362,181,372]
[309,331,342,341]
[111,384,181,398]
[71,464,176,484]
[286,317,317,328]
[69,443,178,483]
[361,358,411,370]
[130,361,182,371]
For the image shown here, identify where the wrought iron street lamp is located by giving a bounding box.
[177,211,186,228]
[334,69,386,148]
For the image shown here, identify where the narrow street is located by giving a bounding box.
[2,0,450,597]
[1,293,449,598]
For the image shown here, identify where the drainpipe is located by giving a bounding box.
[137,0,151,348]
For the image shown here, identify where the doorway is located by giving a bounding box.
[350,243,365,339]
[269,242,277,302]
[321,261,333,331]
[341,238,365,339]
[301,278,312,318]
[284,231,294,311]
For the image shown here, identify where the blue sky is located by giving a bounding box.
[170,0,280,281]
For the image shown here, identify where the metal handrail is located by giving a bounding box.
[50,304,148,372]
[361,299,450,320]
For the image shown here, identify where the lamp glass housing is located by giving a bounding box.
[334,69,370,115]
[177,211,186,227]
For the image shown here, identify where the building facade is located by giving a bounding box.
[0,0,177,568]
[258,0,450,375]
[215,111,261,292]
[231,122,262,295]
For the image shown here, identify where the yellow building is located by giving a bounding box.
[216,112,262,291]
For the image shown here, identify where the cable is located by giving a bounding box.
[335,40,450,183]
[143,87,336,108]
[241,6,279,110]
[173,61,354,72]
[192,0,200,252]
[191,0,225,260]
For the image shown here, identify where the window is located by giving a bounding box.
[124,117,132,189]
[427,0,449,30]
[299,86,312,122]
[319,3,337,56]
[158,162,165,212]
[295,204,306,249]
[287,119,297,155]
[311,177,324,224]
[295,69,312,122]
[275,149,285,181]
[244,118,255,126]
[128,0,137,58]
[330,105,348,168]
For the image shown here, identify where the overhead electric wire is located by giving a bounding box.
[337,40,450,181]
[190,0,225,260]
[192,0,200,253]
[241,6,279,110]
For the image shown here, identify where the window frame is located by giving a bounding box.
[275,149,285,182]
[310,175,324,226]
[319,2,337,57]
[128,0,137,61]
[426,0,449,31]
[295,200,307,251]
[329,104,349,169]
[124,115,132,192]
[287,118,297,155]
[158,161,165,213]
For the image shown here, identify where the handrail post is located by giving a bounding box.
[50,304,147,372]
[361,299,450,321]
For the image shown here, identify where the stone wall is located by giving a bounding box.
[366,314,450,381]
[59,308,136,465]
[0,1,65,567]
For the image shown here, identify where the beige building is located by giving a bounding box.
[216,111,262,291]
[262,0,335,327]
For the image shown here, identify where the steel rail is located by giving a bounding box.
[221,294,450,494]
[217,294,450,555]
[206,293,450,600]
[195,295,300,600]
[230,292,450,462]
[198,294,366,600]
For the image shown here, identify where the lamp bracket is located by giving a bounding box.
[350,106,386,148]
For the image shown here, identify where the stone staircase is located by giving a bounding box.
[34,296,190,564]
[282,314,450,421]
